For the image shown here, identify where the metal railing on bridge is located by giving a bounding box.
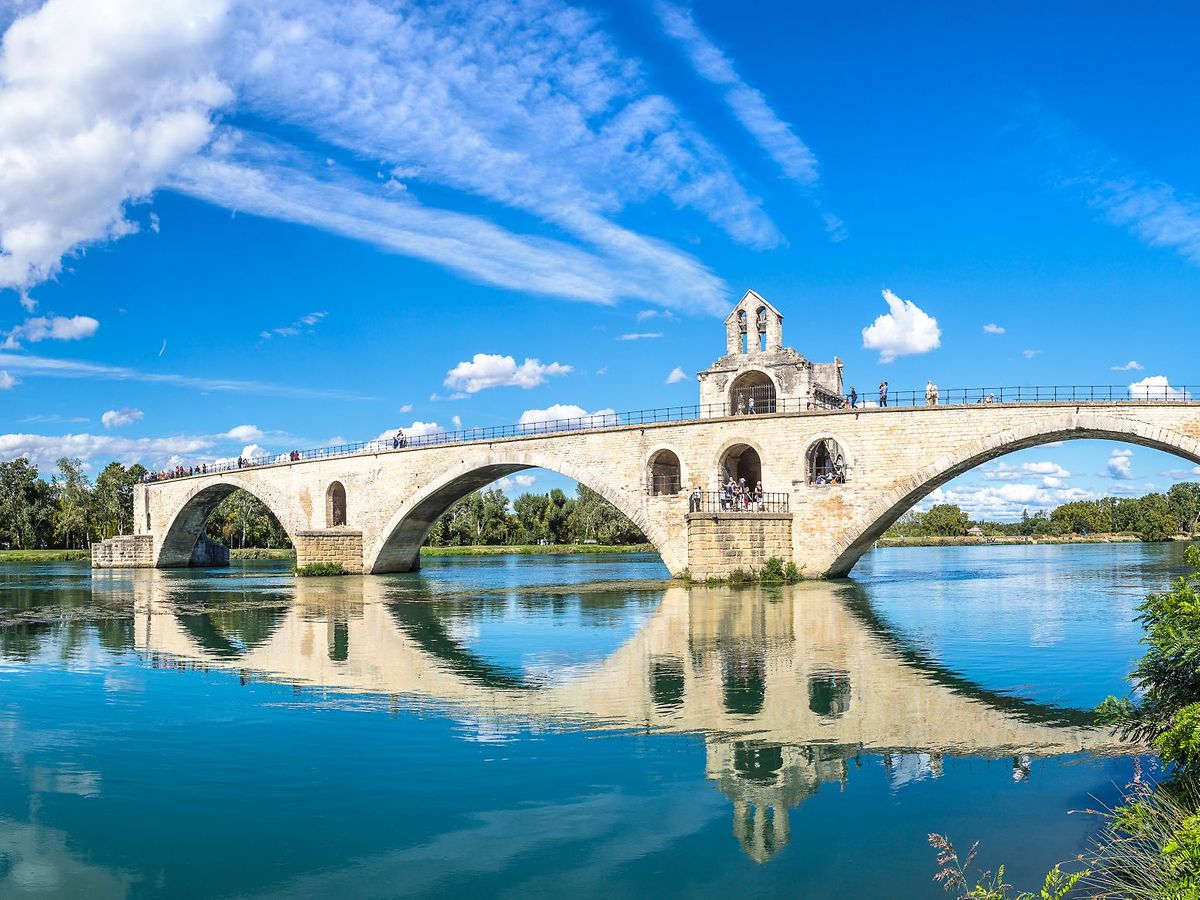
[687,491,790,514]
[140,384,1196,483]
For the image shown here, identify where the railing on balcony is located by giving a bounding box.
[687,491,790,514]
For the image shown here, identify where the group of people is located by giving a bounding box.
[812,468,846,485]
[734,396,761,415]
[686,477,767,512]
[143,463,211,482]
[924,380,940,405]
[392,429,407,449]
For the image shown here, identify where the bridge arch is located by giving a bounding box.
[155,477,300,567]
[826,411,1200,576]
[366,448,684,574]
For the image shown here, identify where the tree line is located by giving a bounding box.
[887,482,1200,542]
[0,457,145,550]
[0,456,644,550]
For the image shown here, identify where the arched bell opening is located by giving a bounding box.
[729,370,776,415]
[647,449,683,496]
[807,439,846,485]
[718,444,763,492]
[326,481,348,527]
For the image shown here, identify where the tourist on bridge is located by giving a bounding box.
[747,396,756,415]
[752,481,764,510]
[879,381,888,407]
[690,484,703,512]
[394,428,407,449]
[848,386,858,409]
[736,397,746,416]
[925,380,939,406]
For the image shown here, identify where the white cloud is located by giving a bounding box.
[618,332,662,341]
[1022,349,1042,359]
[518,404,618,432]
[982,323,1005,334]
[0,370,17,389]
[495,473,537,493]
[3,315,99,348]
[0,0,232,292]
[260,310,326,339]
[444,354,572,394]
[223,424,264,442]
[655,1,817,187]
[0,432,217,470]
[636,309,674,322]
[1106,448,1134,480]
[665,366,687,384]
[919,482,1099,522]
[984,460,1071,482]
[861,289,941,363]
[451,415,462,429]
[398,403,413,413]
[1111,360,1143,371]
[238,443,267,460]
[0,351,370,399]
[1130,375,1190,401]
[101,407,143,429]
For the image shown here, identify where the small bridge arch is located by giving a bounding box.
[155,477,299,567]
[366,448,684,574]
[826,411,1200,576]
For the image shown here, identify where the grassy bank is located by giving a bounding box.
[0,548,90,562]
[876,533,1151,549]
[420,543,654,557]
[230,548,295,560]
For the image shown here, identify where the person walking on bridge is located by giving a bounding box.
[879,381,888,407]
[848,386,858,409]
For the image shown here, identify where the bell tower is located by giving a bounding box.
[699,290,843,416]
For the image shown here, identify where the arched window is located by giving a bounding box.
[737,309,748,353]
[729,370,776,415]
[647,448,682,496]
[756,306,768,352]
[718,444,763,490]
[807,439,846,485]
[326,481,347,527]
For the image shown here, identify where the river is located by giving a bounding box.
[0,543,1187,898]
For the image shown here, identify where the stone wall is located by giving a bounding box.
[294,529,364,573]
[686,513,793,580]
[92,535,154,568]
[190,536,230,567]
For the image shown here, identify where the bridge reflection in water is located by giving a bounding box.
[115,572,1127,865]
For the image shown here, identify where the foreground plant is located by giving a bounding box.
[930,834,1086,899]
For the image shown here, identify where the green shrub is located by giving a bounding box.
[759,557,785,584]
[783,561,802,582]
[295,562,347,577]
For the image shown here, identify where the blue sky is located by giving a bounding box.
[0,0,1196,520]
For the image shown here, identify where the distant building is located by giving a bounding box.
[697,290,844,416]
[966,525,985,538]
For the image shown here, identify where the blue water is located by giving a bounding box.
[0,544,1186,898]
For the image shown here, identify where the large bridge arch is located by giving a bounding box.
[825,411,1200,576]
[366,448,683,574]
[155,476,301,567]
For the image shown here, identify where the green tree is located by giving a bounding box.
[92,461,146,539]
[0,457,40,549]
[52,457,92,549]
[1169,483,1200,537]
[919,503,970,537]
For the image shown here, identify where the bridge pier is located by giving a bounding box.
[294,529,364,574]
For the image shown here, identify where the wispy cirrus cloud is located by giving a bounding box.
[2,0,788,315]
[617,332,662,341]
[0,351,371,400]
[260,310,326,339]
[655,1,817,187]
[1025,104,1200,268]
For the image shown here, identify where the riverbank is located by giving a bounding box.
[876,533,1152,548]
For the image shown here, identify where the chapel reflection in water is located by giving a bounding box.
[107,570,1124,865]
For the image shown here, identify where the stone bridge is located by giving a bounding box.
[107,399,1200,578]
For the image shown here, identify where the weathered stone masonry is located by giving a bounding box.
[686,513,793,579]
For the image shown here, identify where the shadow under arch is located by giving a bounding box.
[156,480,298,567]
[831,581,1098,727]
[828,412,1200,576]
[366,450,680,573]
[177,603,288,659]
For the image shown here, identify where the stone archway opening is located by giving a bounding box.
[719,444,762,490]
[326,481,348,527]
[807,439,846,485]
[729,371,776,415]
[648,449,682,496]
